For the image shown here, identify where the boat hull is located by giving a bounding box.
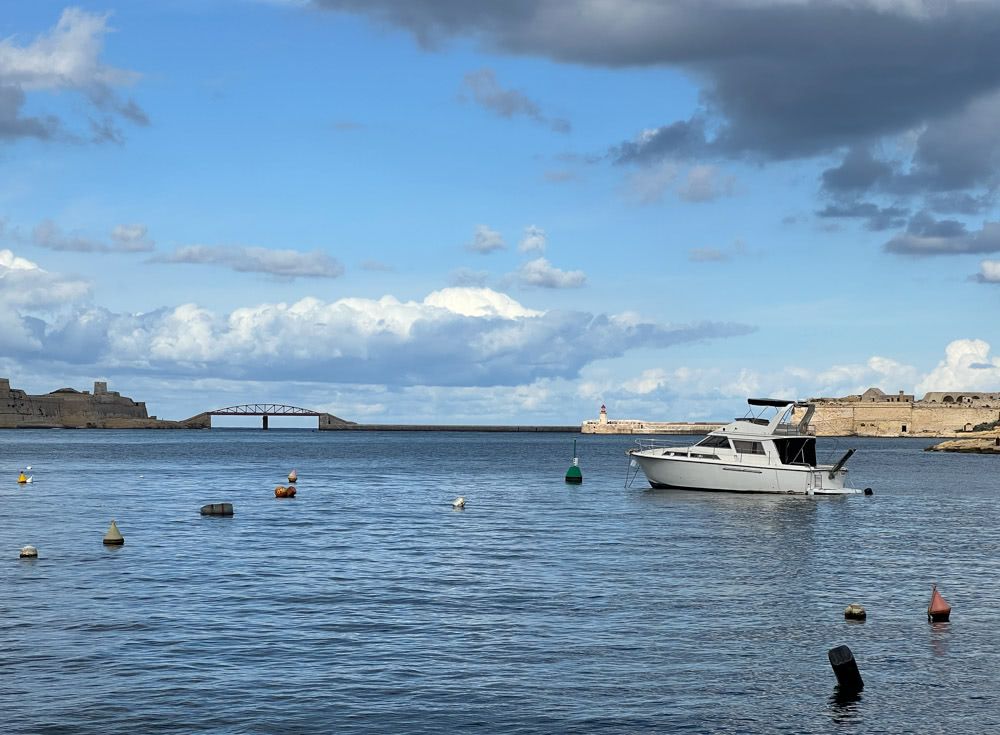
[631,453,858,495]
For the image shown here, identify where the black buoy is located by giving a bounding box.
[863,487,874,496]
[828,645,864,693]
[200,502,234,516]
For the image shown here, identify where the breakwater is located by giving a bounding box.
[321,423,579,432]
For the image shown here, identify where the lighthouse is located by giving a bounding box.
[599,404,608,425]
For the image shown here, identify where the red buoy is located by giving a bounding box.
[928,584,952,622]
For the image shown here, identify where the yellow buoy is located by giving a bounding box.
[17,472,27,484]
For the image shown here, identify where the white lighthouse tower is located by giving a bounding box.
[599,403,608,425]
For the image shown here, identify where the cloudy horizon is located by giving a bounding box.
[2,2,999,423]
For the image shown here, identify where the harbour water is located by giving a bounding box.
[3,431,1000,733]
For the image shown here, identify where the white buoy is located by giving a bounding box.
[24,476,32,484]
[452,496,466,509]
[19,545,38,559]
[103,520,124,546]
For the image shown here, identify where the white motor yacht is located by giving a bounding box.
[627,398,860,495]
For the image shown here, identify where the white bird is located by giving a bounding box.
[452,496,466,509]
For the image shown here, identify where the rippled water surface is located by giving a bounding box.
[3,430,1000,733]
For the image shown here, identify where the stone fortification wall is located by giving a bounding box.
[0,378,189,429]
[795,401,1000,437]
[582,419,724,435]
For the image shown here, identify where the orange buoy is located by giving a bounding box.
[928,583,952,622]
[274,484,297,498]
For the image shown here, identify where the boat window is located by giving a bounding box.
[772,437,816,466]
[695,435,732,449]
[733,440,766,455]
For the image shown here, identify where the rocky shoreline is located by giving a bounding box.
[925,435,1000,453]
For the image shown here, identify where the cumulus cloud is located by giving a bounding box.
[460,68,569,133]
[515,257,586,289]
[23,219,155,253]
[4,284,754,387]
[518,225,546,254]
[0,8,146,142]
[153,245,344,279]
[465,224,505,254]
[0,248,89,308]
[975,260,1000,283]
[917,339,1000,394]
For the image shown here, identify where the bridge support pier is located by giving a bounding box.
[262,415,268,431]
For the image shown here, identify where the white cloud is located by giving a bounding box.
[518,225,547,253]
[0,248,89,308]
[916,339,1000,393]
[466,224,505,253]
[516,257,586,288]
[975,260,1000,282]
[0,8,146,141]
[154,245,344,279]
[4,285,751,387]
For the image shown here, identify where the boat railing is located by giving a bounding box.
[772,424,808,436]
[630,438,678,452]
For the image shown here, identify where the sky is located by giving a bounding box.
[2,0,1000,425]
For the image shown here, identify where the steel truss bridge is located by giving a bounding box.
[188,403,346,430]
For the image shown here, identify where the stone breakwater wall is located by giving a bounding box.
[582,420,724,435]
[793,402,1000,437]
[0,378,194,429]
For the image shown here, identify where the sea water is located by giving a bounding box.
[2,431,999,734]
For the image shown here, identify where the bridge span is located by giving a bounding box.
[184,404,354,430]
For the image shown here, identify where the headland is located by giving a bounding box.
[0,378,196,429]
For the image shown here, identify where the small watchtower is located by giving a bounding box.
[599,403,608,425]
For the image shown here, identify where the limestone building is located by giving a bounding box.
[0,378,192,429]
[796,387,1000,437]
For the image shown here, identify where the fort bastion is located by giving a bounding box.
[585,387,1000,437]
[0,378,202,429]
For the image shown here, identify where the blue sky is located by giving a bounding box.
[2,1,1000,424]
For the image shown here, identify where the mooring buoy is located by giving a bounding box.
[102,520,124,546]
[275,485,296,498]
[452,496,466,509]
[928,583,952,622]
[844,603,867,621]
[864,487,874,495]
[288,468,298,483]
[200,502,234,516]
[565,439,583,484]
[19,545,38,559]
[827,644,864,693]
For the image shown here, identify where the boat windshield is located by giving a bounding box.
[772,437,816,466]
[695,435,731,449]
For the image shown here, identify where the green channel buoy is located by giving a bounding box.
[565,439,583,484]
